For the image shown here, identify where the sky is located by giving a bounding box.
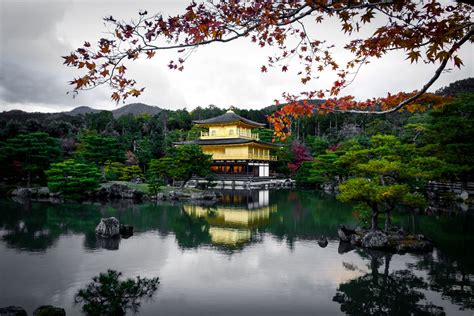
[0,0,472,113]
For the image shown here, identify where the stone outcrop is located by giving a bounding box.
[337,226,356,242]
[96,183,144,200]
[0,306,27,316]
[338,226,434,253]
[361,231,388,249]
[95,217,120,238]
[33,306,65,316]
[151,190,222,202]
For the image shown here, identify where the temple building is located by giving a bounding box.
[177,110,280,178]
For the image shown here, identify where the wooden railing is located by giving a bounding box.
[200,131,260,140]
[210,153,277,161]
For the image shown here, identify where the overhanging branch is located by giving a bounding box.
[334,27,473,115]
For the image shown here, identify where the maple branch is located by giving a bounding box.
[333,27,474,115]
[311,0,395,13]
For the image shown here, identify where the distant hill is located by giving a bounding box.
[66,103,163,118]
[435,77,474,96]
[67,106,101,116]
[110,103,163,118]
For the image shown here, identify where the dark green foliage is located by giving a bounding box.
[146,174,164,195]
[104,162,143,181]
[190,104,225,121]
[425,93,474,180]
[148,145,212,187]
[271,145,293,176]
[85,111,114,133]
[295,152,341,188]
[74,270,159,316]
[254,128,274,142]
[186,125,206,141]
[0,132,61,185]
[305,135,329,156]
[77,131,125,166]
[337,135,439,230]
[148,157,176,185]
[46,159,101,200]
[435,77,474,97]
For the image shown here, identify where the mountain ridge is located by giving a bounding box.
[66,103,163,118]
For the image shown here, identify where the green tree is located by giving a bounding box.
[75,270,159,316]
[77,131,125,178]
[306,135,329,156]
[46,159,101,200]
[148,145,212,187]
[337,135,439,231]
[295,152,341,188]
[425,93,474,181]
[0,132,61,186]
[85,111,114,133]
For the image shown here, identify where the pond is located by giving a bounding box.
[0,190,473,315]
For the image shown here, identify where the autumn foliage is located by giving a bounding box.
[63,0,473,138]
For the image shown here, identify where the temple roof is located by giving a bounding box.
[174,138,280,148]
[193,110,266,128]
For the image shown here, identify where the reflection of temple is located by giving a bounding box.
[182,190,276,247]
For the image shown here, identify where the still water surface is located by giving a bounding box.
[0,190,473,315]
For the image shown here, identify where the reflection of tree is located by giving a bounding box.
[75,270,159,316]
[409,252,474,311]
[333,250,445,316]
[0,201,61,251]
[173,209,211,249]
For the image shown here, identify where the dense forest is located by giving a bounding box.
[0,79,472,204]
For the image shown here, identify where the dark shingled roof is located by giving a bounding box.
[174,138,281,148]
[193,110,266,128]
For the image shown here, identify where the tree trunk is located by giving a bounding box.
[371,204,379,231]
[27,171,31,187]
[370,257,379,283]
[100,165,106,181]
[385,208,392,232]
[181,175,191,188]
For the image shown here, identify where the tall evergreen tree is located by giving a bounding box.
[0,132,61,186]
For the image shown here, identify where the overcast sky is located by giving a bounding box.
[0,0,472,113]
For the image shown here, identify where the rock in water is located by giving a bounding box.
[338,225,356,242]
[119,224,134,238]
[95,217,120,238]
[33,306,65,316]
[317,236,328,248]
[0,306,27,316]
[361,231,388,249]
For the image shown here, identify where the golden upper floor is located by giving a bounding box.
[194,110,265,141]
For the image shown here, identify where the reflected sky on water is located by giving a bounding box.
[0,190,473,315]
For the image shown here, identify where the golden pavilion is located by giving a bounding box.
[178,109,280,177]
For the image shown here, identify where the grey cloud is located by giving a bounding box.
[0,0,472,112]
[1,59,66,104]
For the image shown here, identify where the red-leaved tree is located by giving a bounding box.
[288,141,312,173]
[63,1,473,139]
